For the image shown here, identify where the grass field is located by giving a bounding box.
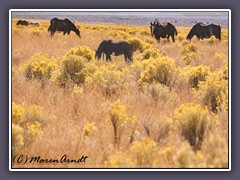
[11,19,229,168]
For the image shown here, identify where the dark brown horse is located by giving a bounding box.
[186,22,221,41]
[48,18,80,37]
[150,21,178,43]
[16,20,29,26]
[95,40,133,62]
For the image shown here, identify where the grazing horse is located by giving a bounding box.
[29,21,40,26]
[16,20,29,26]
[95,40,133,62]
[186,22,221,41]
[150,21,178,43]
[48,18,81,37]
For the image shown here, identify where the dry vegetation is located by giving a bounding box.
[11,18,229,168]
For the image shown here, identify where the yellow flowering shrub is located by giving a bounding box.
[24,104,44,124]
[28,28,41,36]
[181,39,190,46]
[12,27,20,35]
[12,102,25,125]
[26,121,43,142]
[214,53,226,61]
[176,141,196,168]
[23,53,58,81]
[180,43,197,54]
[174,103,210,150]
[201,133,228,168]
[177,34,185,42]
[181,52,197,65]
[130,137,160,166]
[73,85,83,96]
[108,100,128,146]
[105,138,162,167]
[157,117,174,141]
[53,55,86,87]
[64,46,94,61]
[104,151,133,168]
[140,28,151,36]
[138,57,176,87]
[141,83,171,102]
[83,122,98,138]
[206,36,219,44]
[195,67,228,112]
[12,124,24,155]
[127,37,152,52]
[12,102,45,152]
[181,65,211,88]
[221,31,228,41]
[141,48,162,60]
[86,63,127,96]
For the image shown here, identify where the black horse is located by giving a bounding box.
[186,22,221,41]
[95,40,133,62]
[16,20,29,26]
[48,18,81,37]
[150,21,178,43]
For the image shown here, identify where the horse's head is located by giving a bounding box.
[186,33,192,41]
[95,50,101,60]
[75,27,81,38]
[150,22,154,37]
[186,29,194,41]
[213,25,221,41]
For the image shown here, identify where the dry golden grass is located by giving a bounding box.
[11,18,229,168]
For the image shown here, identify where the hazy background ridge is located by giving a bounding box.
[12,11,229,26]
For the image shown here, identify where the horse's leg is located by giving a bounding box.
[197,35,200,41]
[102,53,105,61]
[167,35,170,42]
[106,54,111,61]
[51,31,54,36]
[171,34,175,42]
[124,54,127,62]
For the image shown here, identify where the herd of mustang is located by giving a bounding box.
[16,17,222,62]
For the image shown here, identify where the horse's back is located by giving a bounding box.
[30,21,40,26]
